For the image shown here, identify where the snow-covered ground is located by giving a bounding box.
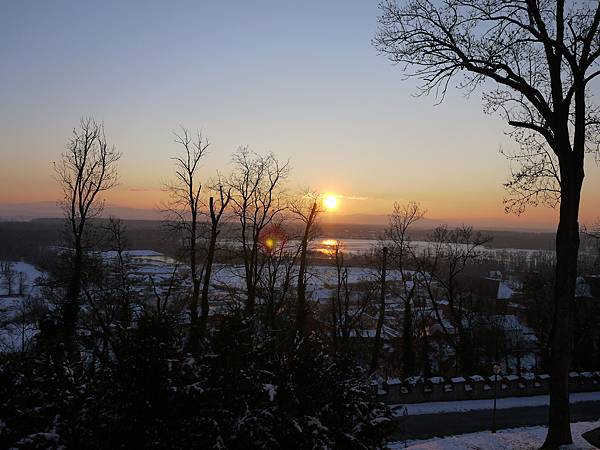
[387,421,600,449]
[0,261,43,297]
[393,392,600,416]
[0,261,44,351]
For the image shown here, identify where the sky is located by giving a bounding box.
[1,0,599,231]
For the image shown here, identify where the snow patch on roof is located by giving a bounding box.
[497,281,514,300]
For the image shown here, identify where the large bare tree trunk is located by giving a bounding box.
[200,219,218,336]
[188,217,202,349]
[200,235,216,334]
[296,201,318,336]
[165,127,209,348]
[296,240,309,336]
[189,219,200,326]
[544,160,583,448]
[245,241,259,315]
[53,118,120,351]
[244,257,256,316]
[63,239,83,346]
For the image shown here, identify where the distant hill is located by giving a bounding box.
[0,202,556,236]
[0,202,163,221]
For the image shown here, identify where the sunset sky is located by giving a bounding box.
[1,0,599,230]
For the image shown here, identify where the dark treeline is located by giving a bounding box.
[0,218,560,264]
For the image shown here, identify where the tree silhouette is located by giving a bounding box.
[228,148,289,315]
[290,191,326,336]
[376,1,600,445]
[54,117,120,348]
[199,180,231,337]
[385,201,426,376]
[164,127,209,346]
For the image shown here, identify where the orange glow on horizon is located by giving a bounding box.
[3,183,600,231]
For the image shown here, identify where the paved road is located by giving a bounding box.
[391,401,600,441]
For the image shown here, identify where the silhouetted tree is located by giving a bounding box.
[415,226,491,373]
[523,269,554,372]
[199,181,231,336]
[330,242,376,353]
[258,220,300,331]
[386,201,425,376]
[376,1,600,444]
[17,272,27,297]
[1,261,15,296]
[164,128,209,345]
[290,191,326,336]
[54,117,120,347]
[228,148,289,314]
[104,217,134,330]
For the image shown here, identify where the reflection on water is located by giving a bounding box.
[134,254,180,265]
[312,238,378,256]
[220,238,377,256]
[311,238,555,262]
[314,239,340,256]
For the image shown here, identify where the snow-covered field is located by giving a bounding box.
[0,261,43,296]
[0,261,44,351]
[393,392,600,416]
[387,421,600,449]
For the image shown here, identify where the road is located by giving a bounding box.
[391,400,600,441]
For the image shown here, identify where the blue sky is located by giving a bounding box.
[1,0,598,229]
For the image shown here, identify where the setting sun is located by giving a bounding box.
[324,194,337,210]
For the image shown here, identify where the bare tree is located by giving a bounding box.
[76,218,136,363]
[375,1,600,444]
[148,265,181,316]
[1,261,16,296]
[17,272,27,297]
[199,180,232,336]
[414,226,491,373]
[258,220,300,330]
[164,128,209,344]
[0,294,41,353]
[54,117,120,346]
[385,201,426,376]
[228,148,290,314]
[501,133,562,214]
[290,191,326,336]
[104,217,133,329]
[330,242,376,353]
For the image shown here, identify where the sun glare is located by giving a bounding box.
[324,194,337,210]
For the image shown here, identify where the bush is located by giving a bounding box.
[0,312,394,449]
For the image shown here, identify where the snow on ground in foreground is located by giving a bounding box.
[387,421,600,450]
[394,392,600,416]
[0,261,44,296]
